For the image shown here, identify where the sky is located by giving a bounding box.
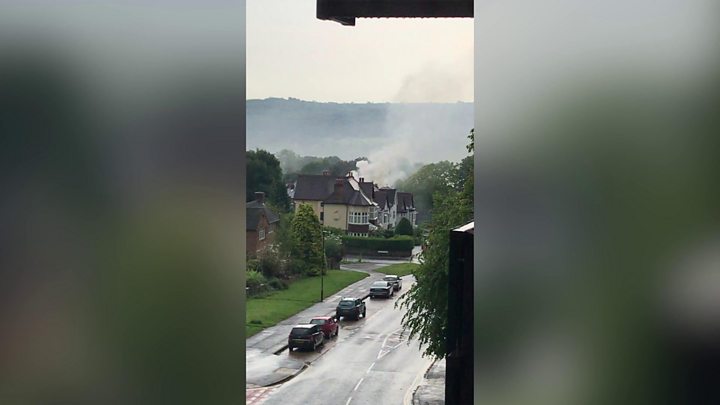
[246,0,473,103]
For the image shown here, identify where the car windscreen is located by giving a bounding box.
[310,319,326,325]
[383,277,396,281]
[338,300,355,307]
[290,328,312,337]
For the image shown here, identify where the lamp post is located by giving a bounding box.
[320,203,326,302]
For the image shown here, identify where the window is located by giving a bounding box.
[320,212,324,221]
[259,228,266,240]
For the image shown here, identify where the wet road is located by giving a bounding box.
[261,277,432,405]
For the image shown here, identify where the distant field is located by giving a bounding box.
[377,263,419,277]
[246,270,368,338]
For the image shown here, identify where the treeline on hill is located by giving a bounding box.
[275,149,366,183]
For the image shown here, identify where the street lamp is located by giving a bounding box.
[320,203,326,302]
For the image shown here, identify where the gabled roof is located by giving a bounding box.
[374,189,388,210]
[293,174,336,201]
[396,192,415,213]
[359,181,374,201]
[323,179,374,206]
[379,187,397,208]
[246,200,280,230]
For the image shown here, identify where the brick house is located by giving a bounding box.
[246,192,280,257]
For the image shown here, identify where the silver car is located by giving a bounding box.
[382,275,402,291]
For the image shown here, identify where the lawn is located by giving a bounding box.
[376,262,419,277]
[246,269,368,338]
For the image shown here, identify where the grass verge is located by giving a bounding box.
[246,269,368,338]
[376,262,419,277]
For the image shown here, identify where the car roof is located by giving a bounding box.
[311,316,332,320]
[372,280,389,284]
[291,324,316,329]
[383,275,399,278]
[340,297,357,301]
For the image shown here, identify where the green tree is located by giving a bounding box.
[290,204,325,276]
[394,160,460,222]
[397,129,474,359]
[395,217,414,236]
[247,149,290,211]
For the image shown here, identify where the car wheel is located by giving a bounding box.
[288,345,293,352]
[362,308,366,317]
[335,328,339,338]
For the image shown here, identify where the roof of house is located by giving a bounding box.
[293,174,336,201]
[294,174,374,207]
[396,192,415,213]
[359,181,374,201]
[379,187,397,208]
[323,179,374,207]
[246,200,280,230]
[374,189,388,210]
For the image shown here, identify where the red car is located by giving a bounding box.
[309,316,339,339]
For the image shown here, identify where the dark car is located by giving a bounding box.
[335,297,366,320]
[370,280,394,298]
[310,316,339,338]
[383,275,402,291]
[288,324,324,352]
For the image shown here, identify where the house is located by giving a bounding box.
[291,171,416,235]
[292,172,378,236]
[246,192,280,257]
[396,191,417,227]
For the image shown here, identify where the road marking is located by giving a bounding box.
[367,362,375,373]
[353,378,364,392]
[345,396,352,405]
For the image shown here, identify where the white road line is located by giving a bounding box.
[367,362,375,373]
[345,396,352,405]
[353,378,364,391]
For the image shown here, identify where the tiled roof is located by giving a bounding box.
[323,179,373,206]
[396,192,415,213]
[374,189,388,210]
[246,200,280,230]
[293,174,336,201]
[379,187,397,208]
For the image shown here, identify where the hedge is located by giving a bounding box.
[341,235,414,252]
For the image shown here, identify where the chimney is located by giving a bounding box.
[254,191,265,204]
[359,177,364,183]
[322,169,330,176]
[333,178,344,196]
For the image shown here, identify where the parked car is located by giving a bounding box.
[383,275,402,291]
[335,297,366,320]
[369,280,394,298]
[288,324,324,352]
[309,316,339,338]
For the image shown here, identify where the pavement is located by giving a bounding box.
[411,358,446,405]
[246,262,394,388]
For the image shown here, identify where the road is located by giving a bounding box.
[259,277,432,405]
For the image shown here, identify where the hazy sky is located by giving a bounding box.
[247,0,473,103]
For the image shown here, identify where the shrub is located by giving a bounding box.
[395,217,413,236]
[256,251,282,278]
[267,277,288,290]
[382,229,395,239]
[246,270,270,296]
[324,235,343,262]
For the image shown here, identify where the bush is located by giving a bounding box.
[383,229,395,239]
[341,235,414,252]
[267,277,289,290]
[256,251,283,278]
[246,270,270,296]
[324,235,343,262]
[395,217,413,236]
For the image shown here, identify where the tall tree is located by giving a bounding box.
[290,204,324,276]
[396,129,474,359]
[394,160,460,222]
[246,149,290,211]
